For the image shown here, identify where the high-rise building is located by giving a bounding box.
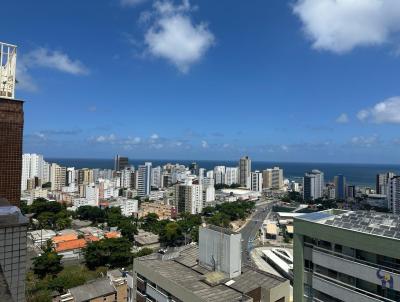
[137,162,152,197]
[225,167,239,186]
[50,163,67,191]
[303,170,324,201]
[21,154,45,191]
[239,156,251,188]
[262,167,284,189]
[294,210,400,301]
[42,161,50,183]
[376,172,396,195]
[334,174,346,200]
[213,166,226,185]
[250,170,263,192]
[174,183,203,214]
[0,79,23,205]
[0,42,28,302]
[66,167,75,185]
[120,168,135,189]
[387,176,400,214]
[189,162,199,175]
[114,155,129,171]
[346,185,356,199]
[151,166,163,189]
[202,185,215,204]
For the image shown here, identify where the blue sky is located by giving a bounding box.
[3,0,400,163]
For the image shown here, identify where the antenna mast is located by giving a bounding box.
[0,42,17,99]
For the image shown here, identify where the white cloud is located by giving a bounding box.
[336,113,349,123]
[201,140,209,148]
[357,96,400,123]
[150,133,159,140]
[34,132,48,141]
[350,134,379,147]
[281,145,289,152]
[16,47,89,92]
[292,0,400,53]
[16,64,37,92]
[120,0,147,7]
[143,0,215,73]
[95,134,116,143]
[24,48,89,75]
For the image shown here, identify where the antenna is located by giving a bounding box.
[0,42,17,99]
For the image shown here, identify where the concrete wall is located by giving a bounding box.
[198,226,241,278]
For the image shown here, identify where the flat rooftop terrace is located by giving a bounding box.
[135,245,287,302]
[297,210,400,240]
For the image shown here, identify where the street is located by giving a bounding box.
[239,199,276,263]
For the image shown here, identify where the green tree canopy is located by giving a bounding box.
[33,241,63,278]
[84,238,133,270]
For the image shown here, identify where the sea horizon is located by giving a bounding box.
[46,157,400,187]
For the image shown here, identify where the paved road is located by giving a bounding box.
[239,200,276,264]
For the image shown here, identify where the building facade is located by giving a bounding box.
[251,171,263,192]
[132,225,290,302]
[0,98,24,207]
[387,176,400,214]
[239,156,251,189]
[137,163,152,197]
[303,170,324,201]
[376,172,396,195]
[334,174,346,200]
[294,210,400,302]
[114,155,129,171]
[262,167,284,189]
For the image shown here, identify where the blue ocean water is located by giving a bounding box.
[46,158,400,187]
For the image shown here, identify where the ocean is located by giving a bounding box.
[46,158,400,187]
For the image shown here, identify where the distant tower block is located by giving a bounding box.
[0,42,17,99]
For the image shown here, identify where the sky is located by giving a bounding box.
[2,0,400,163]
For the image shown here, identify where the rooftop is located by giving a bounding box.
[207,224,239,236]
[52,233,78,244]
[297,210,400,240]
[0,206,28,226]
[135,246,287,302]
[55,238,87,252]
[68,278,115,302]
[134,230,159,245]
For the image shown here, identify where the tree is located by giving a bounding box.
[30,198,62,216]
[37,212,56,229]
[76,205,105,223]
[84,238,133,270]
[159,222,182,246]
[33,242,63,278]
[118,220,138,242]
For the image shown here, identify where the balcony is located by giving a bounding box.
[146,283,170,302]
[311,248,400,292]
[312,274,386,302]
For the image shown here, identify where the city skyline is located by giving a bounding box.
[3,0,400,163]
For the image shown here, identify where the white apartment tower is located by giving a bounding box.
[213,166,226,185]
[303,170,324,201]
[137,162,152,197]
[151,166,163,189]
[225,167,239,186]
[251,170,263,192]
[388,176,400,214]
[21,153,45,191]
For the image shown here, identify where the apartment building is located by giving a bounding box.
[294,210,400,302]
